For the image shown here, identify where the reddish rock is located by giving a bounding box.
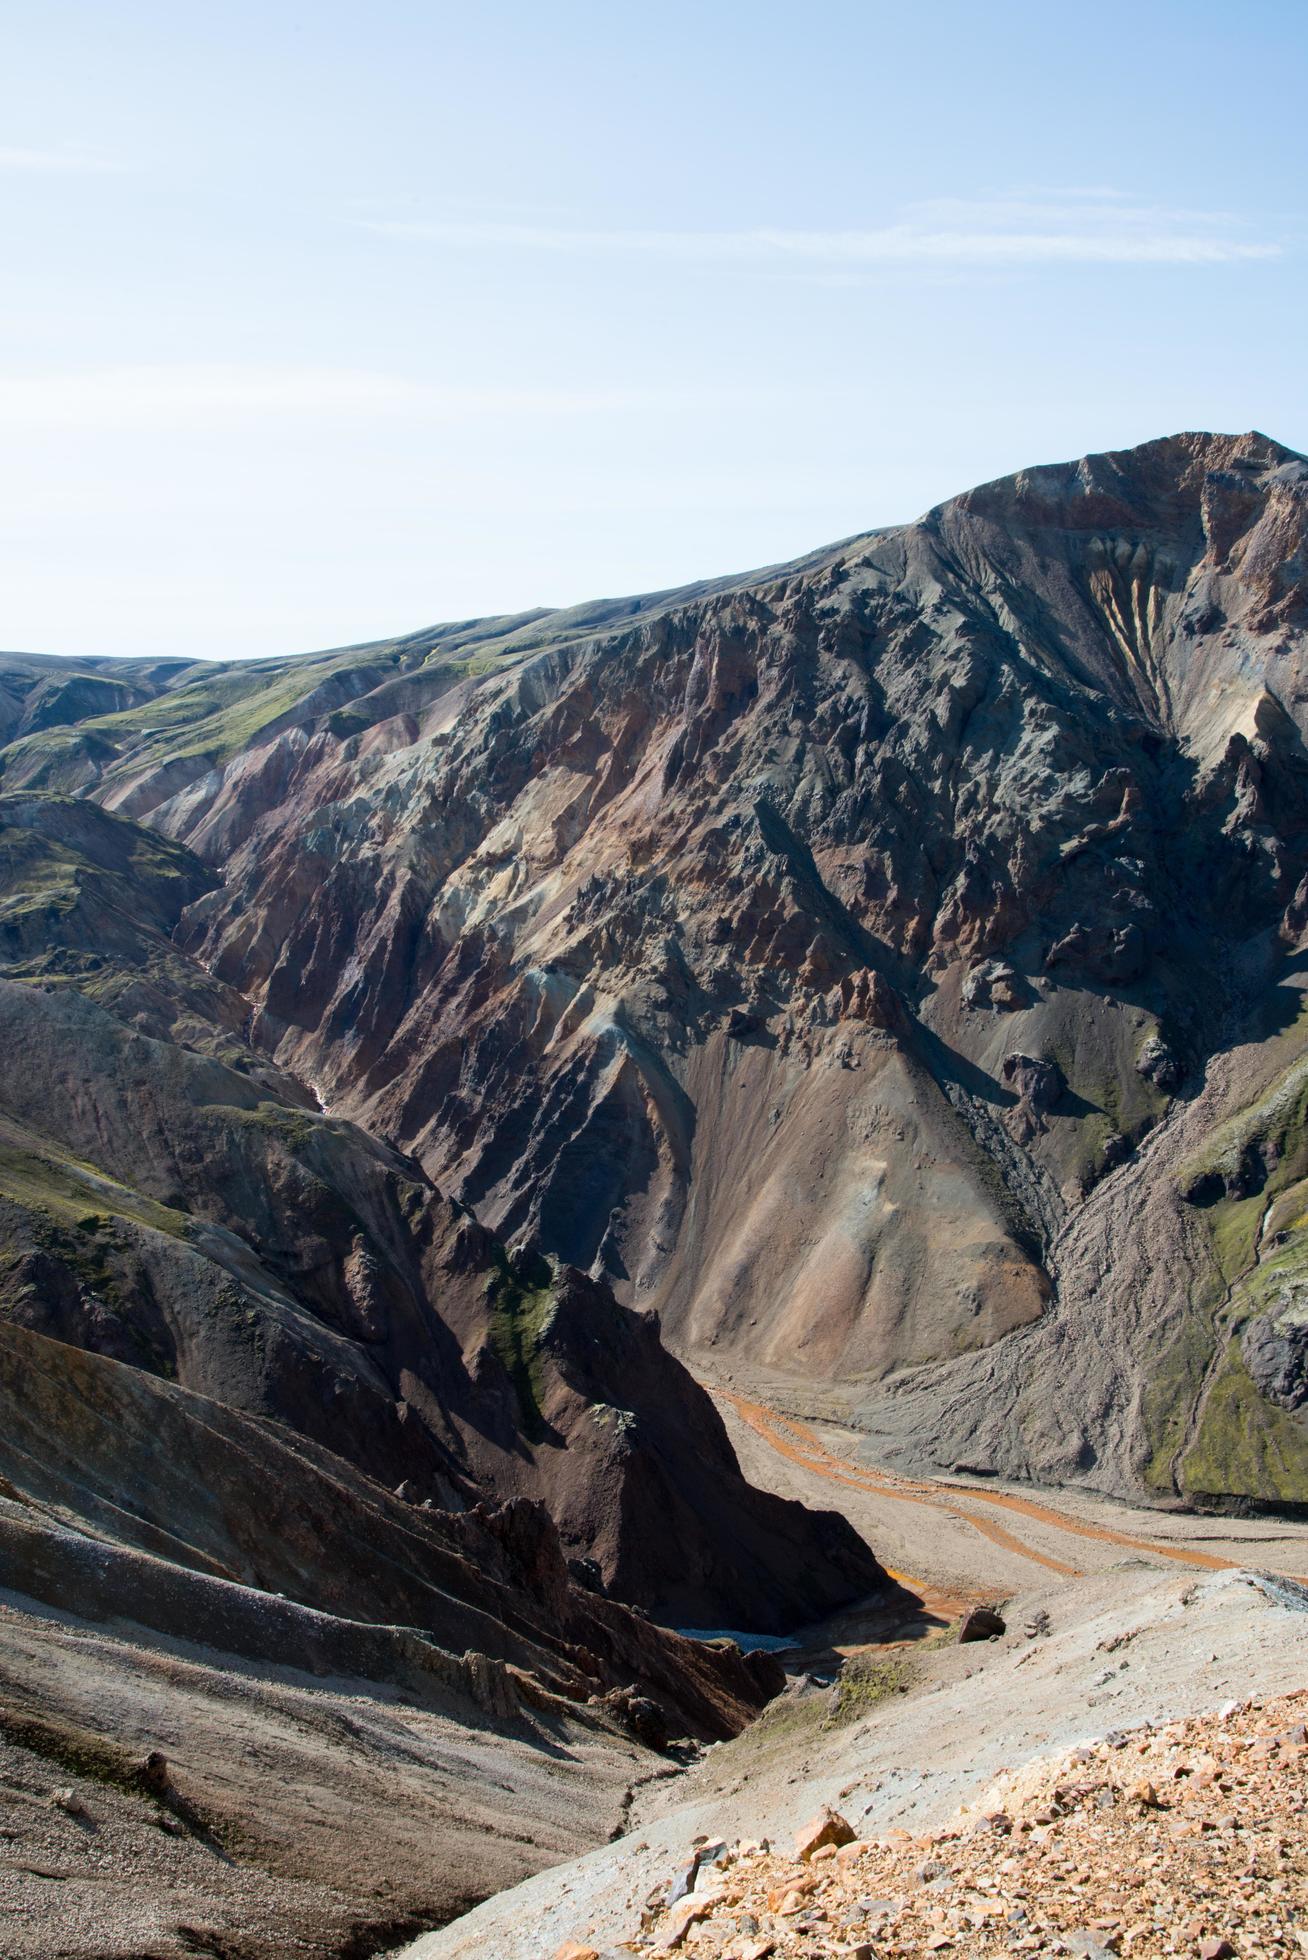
[794,1805,857,1861]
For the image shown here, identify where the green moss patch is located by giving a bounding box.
[206,1101,319,1150]
[0,1137,189,1242]
[823,1651,915,1727]
[1206,1192,1267,1287]
[486,1248,557,1441]
[1180,1339,1308,1505]
[1140,1283,1223,1495]
[1178,1051,1308,1202]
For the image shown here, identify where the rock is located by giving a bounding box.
[1198,1942,1235,1960]
[1128,1779,1160,1807]
[694,1836,728,1866]
[1047,921,1147,985]
[593,1686,670,1752]
[959,1605,1007,1643]
[794,1805,856,1860]
[963,959,1031,1011]
[137,1750,170,1794]
[667,1854,700,1905]
[553,1945,600,1960]
[1242,1316,1308,1411]
[1001,1053,1065,1112]
[726,1007,764,1040]
[656,1897,715,1950]
[741,1647,787,1701]
[567,1555,606,1595]
[1136,1032,1181,1091]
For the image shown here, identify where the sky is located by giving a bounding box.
[1,0,1305,661]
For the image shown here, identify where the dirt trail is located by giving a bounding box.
[715,1387,1235,1582]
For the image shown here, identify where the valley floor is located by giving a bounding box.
[709,1381,1308,1614]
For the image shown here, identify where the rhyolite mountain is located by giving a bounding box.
[5,429,1308,1523]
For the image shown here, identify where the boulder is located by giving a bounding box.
[794,1805,856,1860]
[1136,1032,1181,1091]
[958,1605,1007,1643]
[1001,1054,1065,1112]
[963,959,1031,1011]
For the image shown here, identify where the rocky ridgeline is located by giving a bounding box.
[559,1692,1308,1960]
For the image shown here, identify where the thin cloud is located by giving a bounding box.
[0,365,644,432]
[0,144,122,174]
[359,192,1280,268]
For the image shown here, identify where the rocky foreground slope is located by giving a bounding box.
[604,1687,1308,1960]
[408,1565,1308,1960]
[5,429,1308,1510]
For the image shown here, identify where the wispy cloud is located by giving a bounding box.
[0,144,121,174]
[0,365,639,432]
[358,191,1280,268]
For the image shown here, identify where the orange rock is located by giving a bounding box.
[655,1897,714,1950]
[553,1945,599,1960]
[794,1804,856,1861]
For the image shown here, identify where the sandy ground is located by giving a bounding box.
[711,1384,1308,1611]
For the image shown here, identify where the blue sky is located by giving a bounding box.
[2,0,1304,659]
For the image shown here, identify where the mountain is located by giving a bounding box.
[5,427,1308,1531]
[0,784,888,1949]
[0,784,879,1638]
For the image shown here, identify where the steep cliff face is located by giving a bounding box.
[4,430,1308,1512]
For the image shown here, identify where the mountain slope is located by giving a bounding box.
[0,786,881,1636]
[5,430,1308,1514]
